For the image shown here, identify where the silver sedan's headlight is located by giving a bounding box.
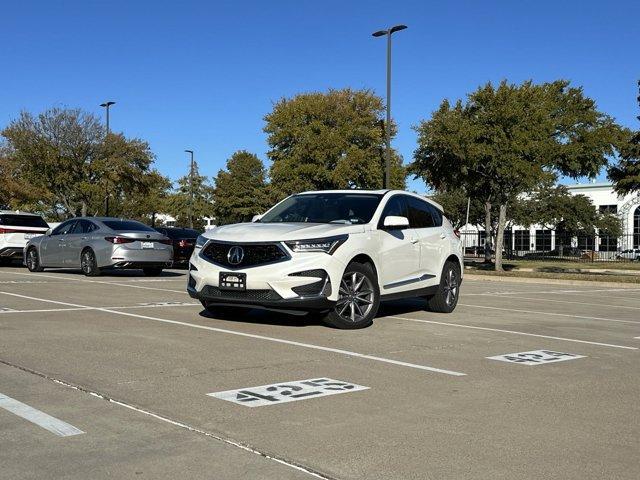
[195,235,208,249]
[285,234,348,254]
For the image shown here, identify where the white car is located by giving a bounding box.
[616,249,640,261]
[187,190,463,329]
[0,211,49,265]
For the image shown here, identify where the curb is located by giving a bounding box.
[463,273,640,289]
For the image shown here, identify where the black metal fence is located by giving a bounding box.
[461,230,640,263]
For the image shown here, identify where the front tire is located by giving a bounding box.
[322,262,379,329]
[426,261,460,313]
[26,248,44,272]
[81,249,100,276]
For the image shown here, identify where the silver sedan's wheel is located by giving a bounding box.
[322,263,379,329]
[81,249,100,276]
[26,248,44,272]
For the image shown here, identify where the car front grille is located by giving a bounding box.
[201,242,289,269]
[201,285,282,302]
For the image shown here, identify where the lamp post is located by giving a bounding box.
[372,25,407,189]
[185,150,194,228]
[100,101,116,216]
[100,101,116,134]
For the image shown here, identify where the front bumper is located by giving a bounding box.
[187,244,346,312]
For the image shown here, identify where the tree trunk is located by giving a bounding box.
[484,201,492,263]
[81,201,87,217]
[494,204,507,272]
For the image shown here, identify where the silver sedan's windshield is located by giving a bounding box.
[260,193,383,224]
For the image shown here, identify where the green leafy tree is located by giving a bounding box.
[212,150,269,225]
[609,80,640,194]
[264,88,405,198]
[411,80,620,270]
[165,161,215,229]
[118,170,172,226]
[1,107,163,220]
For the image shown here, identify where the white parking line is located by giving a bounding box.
[386,315,637,350]
[464,287,640,296]
[0,291,466,376]
[0,303,201,315]
[0,393,84,436]
[475,295,640,312]
[457,303,640,325]
[0,270,186,294]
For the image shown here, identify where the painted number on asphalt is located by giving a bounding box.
[487,349,585,366]
[208,378,369,407]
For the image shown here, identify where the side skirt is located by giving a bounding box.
[380,285,439,302]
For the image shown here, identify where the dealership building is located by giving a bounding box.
[460,182,640,256]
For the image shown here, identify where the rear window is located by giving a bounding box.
[102,220,155,232]
[0,214,48,228]
[164,228,199,239]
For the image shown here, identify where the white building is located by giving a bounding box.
[460,182,640,257]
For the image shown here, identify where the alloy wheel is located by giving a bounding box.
[81,251,92,274]
[443,267,458,306]
[335,271,375,323]
[27,249,37,270]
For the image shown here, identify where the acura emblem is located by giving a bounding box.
[227,245,244,265]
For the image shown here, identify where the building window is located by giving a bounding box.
[634,206,640,249]
[535,230,552,251]
[514,230,530,251]
[599,204,618,214]
[578,235,595,251]
[599,235,618,252]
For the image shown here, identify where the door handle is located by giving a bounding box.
[440,233,447,239]
[82,237,88,240]
[411,238,419,244]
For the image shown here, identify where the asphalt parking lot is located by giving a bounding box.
[1,265,638,480]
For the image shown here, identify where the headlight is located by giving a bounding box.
[195,234,208,249]
[285,234,348,254]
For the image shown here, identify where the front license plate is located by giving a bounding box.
[219,272,246,291]
[23,233,37,240]
[141,241,154,249]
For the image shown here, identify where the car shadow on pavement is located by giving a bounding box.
[199,308,323,328]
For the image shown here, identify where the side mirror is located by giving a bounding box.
[252,214,263,223]
[46,228,52,236]
[383,215,409,229]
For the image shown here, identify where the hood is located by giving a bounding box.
[204,222,367,242]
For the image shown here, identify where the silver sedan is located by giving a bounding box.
[24,217,173,276]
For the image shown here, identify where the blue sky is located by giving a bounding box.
[2,0,638,193]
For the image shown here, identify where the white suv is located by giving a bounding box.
[187,190,463,329]
[0,211,49,265]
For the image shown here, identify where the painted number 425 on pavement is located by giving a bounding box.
[487,350,585,366]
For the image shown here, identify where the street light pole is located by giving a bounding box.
[372,25,407,189]
[99,101,116,216]
[185,150,194,228]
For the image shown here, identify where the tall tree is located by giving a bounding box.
[411,80,620,270]
[264,88,405,198]
[212,150,268,225]
[609,80,640,194]
[165,161,215,230]
[1,107,162,219]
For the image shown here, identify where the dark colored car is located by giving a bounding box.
[155,227,200,266]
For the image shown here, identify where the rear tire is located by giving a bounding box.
[81,249,100,276]
[26,248,44,272]
[322,262,379,329]
[426,261,460,313]
[143,267,163,276]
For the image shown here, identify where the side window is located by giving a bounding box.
[379,195,409,229]
[82,220,98,233]
[51,220,76,236]
[69,221,84,234]
[406,197,435,229]
[429,205,443,227]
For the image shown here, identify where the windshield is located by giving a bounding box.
[102,220,155,232]
[260,193,383,224]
